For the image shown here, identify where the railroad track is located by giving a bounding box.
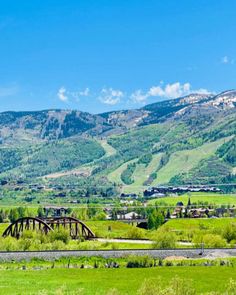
[0,248,236,261]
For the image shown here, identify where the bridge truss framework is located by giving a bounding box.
[2,216,95,240]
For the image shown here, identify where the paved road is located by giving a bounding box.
[96,238,193,246]
[96,238,153,244]
[0,248,235,261]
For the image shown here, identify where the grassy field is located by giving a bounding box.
[149,192,236,206]
[152,138,230,185]
[0,266,235,294]
[84,220,147,239]
[158,217,236,243]
[162,217,236,231]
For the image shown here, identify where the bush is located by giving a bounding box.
[126,256,153,268]
[152,230,177,249]
[230,240,236,248]
[192,232,204,248]
[222,223,236,243]
[202,234,227,248]
[126,227,144,239]
[0,237,19,251]
[51,240,66,250]
[49,229,71,244]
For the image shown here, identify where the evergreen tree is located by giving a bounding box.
[166,209,171,219]
[155,212,165,228]
[9,208,19,222]
[0,210,4,223]
[187,197,191,207]
[37,207,44,218]
[17,207,26,218]
[147,213,155,229]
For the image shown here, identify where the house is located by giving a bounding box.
[120,200,135,205]
[120,193,138,199]
[43,206,69,217]
[117,211,141,220]
[171,206,185,219]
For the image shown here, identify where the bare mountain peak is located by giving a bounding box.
[178,92,213,105]
[0,90,235,144]
[204,89,236,109]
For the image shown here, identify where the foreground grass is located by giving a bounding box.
[0,266,236,294]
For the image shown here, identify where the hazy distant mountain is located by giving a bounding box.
[1,90,234,143]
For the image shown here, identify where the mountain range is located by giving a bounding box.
[0,89,235,194]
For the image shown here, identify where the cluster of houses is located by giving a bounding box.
[143,185,221,198]
[170,200,236,219]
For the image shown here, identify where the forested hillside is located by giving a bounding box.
[0,90,235,194]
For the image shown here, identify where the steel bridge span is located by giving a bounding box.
[2,216,95,239]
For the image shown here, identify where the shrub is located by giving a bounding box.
[126,227,144,239]
[0,237,19,251]
[230,240,236,248]
[126,256,153,268]
[49,229,71,244]
[152,230,177,249]
[222,223,236,243]
[202,234,227,248]
[192,232,204,248]
[51,240,66,250]
[111,243,119,250]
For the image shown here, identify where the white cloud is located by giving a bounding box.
[131,90,149,103]
[222,56,229,64]
[148,86,165,97]
[79,87,90,97]
[161,82,191,98]
[70,88,90,102]
[221,56,235,65]
[99,88,124,105]
[57,87,68,102]
[130,82,211,104]
[57,87,90,103]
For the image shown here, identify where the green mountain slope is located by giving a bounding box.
[0,137,105,178]
[0,90,235,195]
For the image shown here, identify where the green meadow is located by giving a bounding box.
[0,266,236,294]
[149,192,236,206]
[162,217,236,231]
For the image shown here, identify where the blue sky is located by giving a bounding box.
[0,0,235,113]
